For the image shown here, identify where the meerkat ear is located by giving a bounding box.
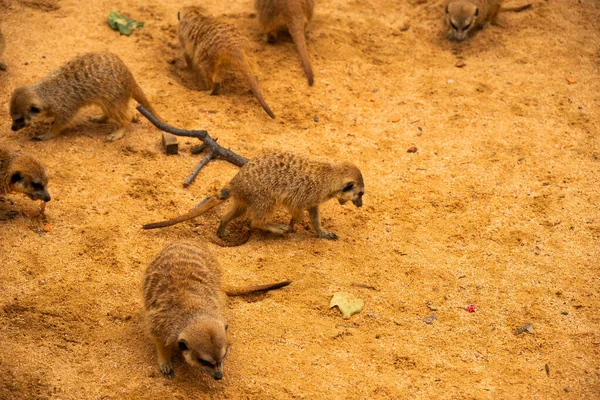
[474,7,479,17]
[10,172,23,184]
[445,4,449,13]
[224,324,229,332]
[178,340,189,352]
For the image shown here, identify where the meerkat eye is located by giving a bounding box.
[15,117,25,123]
[445,4,449,13]
[343,183,354,192]
[29,106,40,114]
[10,172,23,183]
[450,21,459,30]
[198,358,215,368]
[178,340,189,351]
[32,182,44,191]
[464,22,471,30]
[474,8,479,17]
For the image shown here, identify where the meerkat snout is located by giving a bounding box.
[176,319,229,381]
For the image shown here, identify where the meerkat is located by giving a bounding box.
[0,145,50,203]
[0,27,6,71]
[10,52,159,142]
[445,0,532,41]
[144,240,290,379]
[255,0,315,86]
[143,152,364,240]
[178,7,275,119]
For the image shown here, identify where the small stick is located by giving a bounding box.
[184,150,214,187]
[351,282,377,291]
[136,105,248,186]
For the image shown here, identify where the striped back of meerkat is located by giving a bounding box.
[178,7,249,61]
[143,240,223,316]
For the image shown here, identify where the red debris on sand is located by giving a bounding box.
[465,304,477,313]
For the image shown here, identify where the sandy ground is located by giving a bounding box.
[0,0,599,398]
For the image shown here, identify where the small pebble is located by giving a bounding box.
[476,285,482,290]
[375,334,381,339]
[424,313,436,324]
[43,224,53,233]
[407,146,418,153]
[566,77,576,84]
[313,116,319,122]
[455,60,466,68]
[447,79,454,84]
[561,311,568,315]
[390,114,401,123]
[545,364,550,376]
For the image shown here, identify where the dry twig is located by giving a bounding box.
[137,105,248,186]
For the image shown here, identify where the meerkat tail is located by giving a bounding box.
[143,194,226,230]
[500,4,532,12]
[288,17,314,86]
[239,51,275,119]
[132,82,160,119]
[224,280,291,296]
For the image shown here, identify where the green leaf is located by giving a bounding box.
[107,11,144,36]
[329,292,364,319]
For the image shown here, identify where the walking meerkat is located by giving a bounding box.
[10,52,159,142]
[178,6,275,119]
[255,0,315,86]
[144,240,290,379]
[445,0,531,41]
[142,152,364,240]
[0,145,51,203]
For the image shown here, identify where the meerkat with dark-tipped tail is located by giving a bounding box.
[445,0,531,41]
[255,0,315,86]
[143,240,290,379]
[10,52,159,142]
[0,145,51,203]
[0,27,6,71]
[178,7,275,119]
[143,152,364,240]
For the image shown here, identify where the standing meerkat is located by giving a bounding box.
[445,0,531,41]
[143,152,364,240]
[10,52,159,142]
[144,240,290,379]
[178,7,275,119]
[0,145,51,203]
[255,0,315,86]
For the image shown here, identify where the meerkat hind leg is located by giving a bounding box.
[217,203,247,238]
[105,107,131,142]
[288,209,305,232]
[309,206,338,240]
[153,337,174,378]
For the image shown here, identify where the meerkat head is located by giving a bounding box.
[445,1,479,41]
[10,87,45,131]
[177,318,229,381]
[9,154,51,202]
[334,163,365,208]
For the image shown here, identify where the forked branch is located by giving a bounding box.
[137,105,248,187]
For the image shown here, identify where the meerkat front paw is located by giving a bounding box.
[159,363,175,378]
